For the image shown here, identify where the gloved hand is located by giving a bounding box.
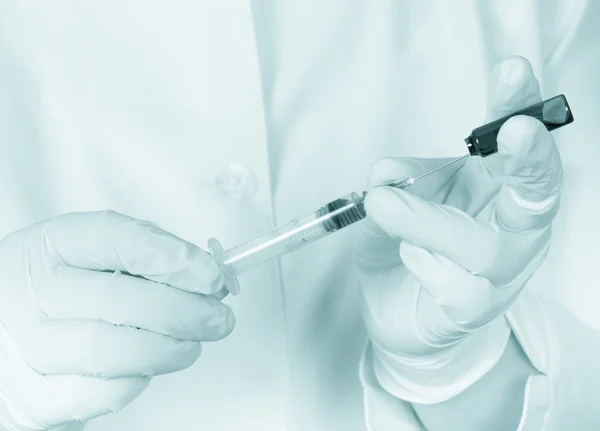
[355,56,563,404]
[0,211,234,431]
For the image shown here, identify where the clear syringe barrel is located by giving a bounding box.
[208,191,367,295]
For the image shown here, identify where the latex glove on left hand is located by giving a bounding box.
[355,56,563,404]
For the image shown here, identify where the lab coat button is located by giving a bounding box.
[215,164,257,198]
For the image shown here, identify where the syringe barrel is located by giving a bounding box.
[208,191,366,294]
[225,191,365,274]
[222,212,329,275]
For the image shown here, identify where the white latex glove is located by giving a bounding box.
[0,211,234,431]
[355,56,563,404]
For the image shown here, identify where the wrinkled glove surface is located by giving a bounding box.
[0,211,234,430]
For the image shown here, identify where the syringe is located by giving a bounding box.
[208,94,574,294]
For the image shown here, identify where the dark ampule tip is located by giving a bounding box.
[464,94,574,157]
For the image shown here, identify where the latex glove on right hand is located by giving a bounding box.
[355,57,563,405]
[0,211,234,431]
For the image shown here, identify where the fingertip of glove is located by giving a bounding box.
[399,241,423,268]
[365,186,403,216]
[494,56,534,87]
[399,241,426,260]
[201,303,236,341]
[497,116,555,173]
[365,187,419,237]
[488,57,541,119]
[208,303,235,328]
[365,187,394,230]
[499,115,541,146]
[368,157,419,188]
[169,246,224,295]
[205,255,226,293]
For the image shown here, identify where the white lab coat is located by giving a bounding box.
[0,1,599,430]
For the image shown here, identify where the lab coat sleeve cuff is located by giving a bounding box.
[358,317,510,429]
[507,290,600,430]
[361,289,600,430]
[359,341,425,430]
[366,315,511,405]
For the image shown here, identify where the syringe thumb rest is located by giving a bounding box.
[208,237,241,296]
[465,94,574,157]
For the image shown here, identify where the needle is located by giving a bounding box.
[412,154,470,181]
[384,154,470,190]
